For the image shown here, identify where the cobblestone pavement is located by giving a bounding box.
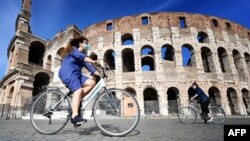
[0,117,250,141]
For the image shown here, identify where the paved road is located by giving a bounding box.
[0,118,250,141]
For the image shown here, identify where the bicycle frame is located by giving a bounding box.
[189,103,201,114]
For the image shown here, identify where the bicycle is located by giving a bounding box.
[30,64,140,136]
[178,101,226,124]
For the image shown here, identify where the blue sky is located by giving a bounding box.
[0,0,250,78]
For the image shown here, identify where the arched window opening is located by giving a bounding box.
[28,41,45,66]
[143,87,159,115]
[122,34,134,45]
[197,32,209,43]
[122,48,135,72]
[181,44,194,66]
[104,49,115,70]
[141,46,154,71]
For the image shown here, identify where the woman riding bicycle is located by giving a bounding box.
[190,81,213,123]
[59,36,100,126]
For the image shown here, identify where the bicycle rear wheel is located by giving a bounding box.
[178,107,197,124]
[30,90,71,134]
[209,106,226,124]
[93,88,140,137]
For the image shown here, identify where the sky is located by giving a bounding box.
[0,0,250,78]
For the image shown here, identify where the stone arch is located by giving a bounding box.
[143,87,159,115]
[201,47,215,72]
[217,47,231,73]
[122,48,135,72]
[46,55,52,70]
[233,49,245,80]
[227,87,240,115]
[55,48,65,68]
[167,87,180,114]
[28,41,45,66]
[197,31,209,43]
[181,44,195,66]
[122,33,134,45]
[33,72,50,98]
[244,52,250,74]
[241,88,250,114]
[8,87,14,104]
[141,45,155,71]
[104,49,115,70]
[161,44,175,61]
[208,87,221,105]
[125,87,136,97]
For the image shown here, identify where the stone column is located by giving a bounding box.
[220,88,231,115]
[10,81,19,119]
[158,84,168,116]
[136,87,144,116]
[211,51,223,79]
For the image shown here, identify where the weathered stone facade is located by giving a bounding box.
[1,0,250,119]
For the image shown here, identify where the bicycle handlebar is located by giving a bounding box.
[93,62,107,78]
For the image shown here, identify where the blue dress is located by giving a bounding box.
[59,47,96,92]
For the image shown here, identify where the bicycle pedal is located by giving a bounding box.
[72,123,81,128]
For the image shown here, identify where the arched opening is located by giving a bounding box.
[181,44,194,66]
[161,44,175,61]
[218,47,231,73]
[233,50,245,80]
[125,87,136,97]
[28,41,45,66]
[141,45,155,71]
[201,47,215,73]
[46,55,52,70]
[244,52,250,74]
[197,32,209,43]
[227,88,239,115]
[143,87,159,115]
[33,72,50,98]
[122,48,135,72]
[167,87,180,114]
[208,87,221,105]
[55,48,65,68]
[122,33,134,45]
[104,49,115,70]
[241,89,250,115]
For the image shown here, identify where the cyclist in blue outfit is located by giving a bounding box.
[190,82,213,123]
[59,36,100,126]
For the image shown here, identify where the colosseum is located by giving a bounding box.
[1,0,250,119]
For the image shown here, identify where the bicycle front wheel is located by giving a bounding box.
[30,90,71,134]
[178,107,197,124]
[93,88,140,137]
[209,106,226,124]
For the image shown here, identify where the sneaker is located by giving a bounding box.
[207,117,213,123]
[71,115,87,125]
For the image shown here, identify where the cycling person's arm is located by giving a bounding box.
[190,94,198,101]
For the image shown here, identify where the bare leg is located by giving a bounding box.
[71,79,96,118]
[71,88,83,118]
[81,79,96,98]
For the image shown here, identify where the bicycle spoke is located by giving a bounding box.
[30,90,70,135]
[93,89,140,137]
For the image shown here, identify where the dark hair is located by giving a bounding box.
[61,36,88,58]
[192,81,199,88]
